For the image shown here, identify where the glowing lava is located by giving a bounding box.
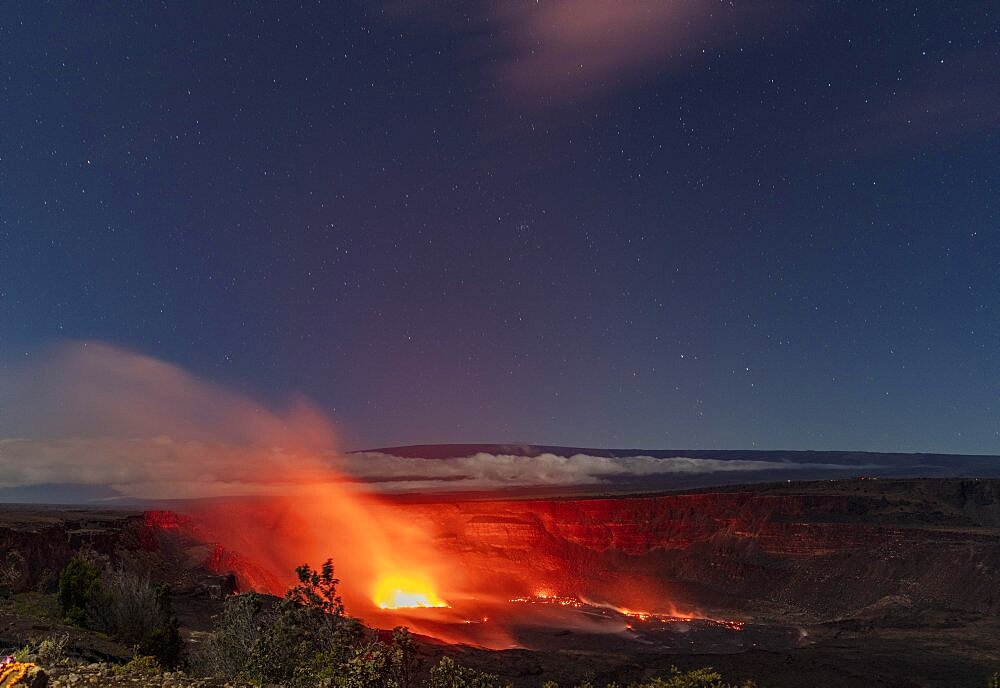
[373,574,448,610]
[507,594,745,631]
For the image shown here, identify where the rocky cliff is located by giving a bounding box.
[392,479,1000,619]
[0,508,144,593]
[3,479,997,624]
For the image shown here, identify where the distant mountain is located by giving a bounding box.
[0,482,127,504]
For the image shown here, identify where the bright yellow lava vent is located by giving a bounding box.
[373,574,448,609]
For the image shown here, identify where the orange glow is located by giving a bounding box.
[509,592,584,608]
[505,594,744,631]
[26,341,742,650]
[606,602,743,629]
[373,574,448,609]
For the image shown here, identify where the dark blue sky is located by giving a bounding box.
[2,2,998,452]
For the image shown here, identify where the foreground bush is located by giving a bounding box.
[57,556,101,626]
[631,667,756,688]
[429,656,504,688]
[56,555,182,668]
[200,558,367,687]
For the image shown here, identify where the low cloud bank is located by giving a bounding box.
[338,452,860,492]
[0,438,863,499]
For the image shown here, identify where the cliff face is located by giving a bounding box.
[393,480,1000,619]
[0,509,144,592]
[4,480,996,624]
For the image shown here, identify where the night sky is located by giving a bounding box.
[2,2,998,453]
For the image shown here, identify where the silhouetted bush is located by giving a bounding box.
[57,556,101,626]
[203,558,367,687]
[631,667,756,688]
[56,557,181,668]
[429,656,505,688]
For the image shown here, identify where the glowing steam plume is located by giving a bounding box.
[0,341,454,621]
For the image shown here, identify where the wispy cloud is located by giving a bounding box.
[386,1,780,104]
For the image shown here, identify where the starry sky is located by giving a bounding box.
[1,2,998,453]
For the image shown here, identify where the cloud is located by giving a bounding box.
[386,1,780,104]
[494,1,726,99]
[337,451,862,492]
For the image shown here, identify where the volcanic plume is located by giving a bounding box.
[0,343,460,624]
[0,341,733,646]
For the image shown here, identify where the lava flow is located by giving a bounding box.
[508,593,745,632]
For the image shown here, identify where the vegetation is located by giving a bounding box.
[114,655,164,679]
[35,633,69,665]
[46,553,771,687]
[537,670,756,688]
[56,556,101,626]
[428,656,504,688]
[198,558,365,686]
[628,667,756,688]
[195,557,758,688]
[56,554,182,668]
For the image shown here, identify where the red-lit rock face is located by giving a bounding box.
[0,510,146,592]
[386,480,1000,621]
[1,480,997,649]
[182,479,1000,635]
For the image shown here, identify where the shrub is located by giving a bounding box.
[56,557,182,669]
[91,562,182,668]
[206,591,268,679]
[287,559,345,618]
[429,656,504,688]
[139,584,182,669]
[36,633,69,665]
[390,627,420,688]
[341,627,421,688]
[206,559,363,687]
[634,667,756,688]
[57,556,101,626]
[343,640,399,688]
[115,655,162,679]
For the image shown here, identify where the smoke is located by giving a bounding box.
[0,341,456,623]
[0,341,339,499]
